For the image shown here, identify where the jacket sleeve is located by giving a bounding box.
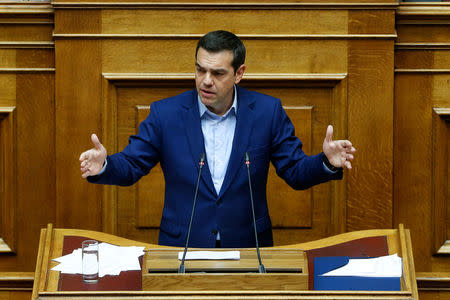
[87,102,162,186]
[269,99,343,190]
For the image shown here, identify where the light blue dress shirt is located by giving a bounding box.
[198,86,238,195]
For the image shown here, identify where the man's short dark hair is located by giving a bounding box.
[196,30,246,72]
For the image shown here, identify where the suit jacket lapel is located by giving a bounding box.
[218,86,255,198]
[182,91,217,197]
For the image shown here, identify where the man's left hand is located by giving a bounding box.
[322,125,356,170]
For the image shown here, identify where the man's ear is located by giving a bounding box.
[234,64,246,84]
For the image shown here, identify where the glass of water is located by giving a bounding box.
[82,240,99,283]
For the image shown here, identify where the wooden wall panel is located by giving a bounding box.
[55,39,103,231]
[395,3,450,297]
[268,106,313,228]
[55,0,395,252]
[0,108,16,253]
[100,9,349,35]
[113,82,192,242]
[432,108,449,254]
[136,105,164,228]
[0,2,55,273]
[100,40,348,74]
[16,73,55,270]
[0,75,16,106]
[347,39,394,231]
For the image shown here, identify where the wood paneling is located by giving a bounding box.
[55,39,102,231]
[3,0,450,297]
[136,105,164,228]
[0,108,16,253]
[100,9,349,35]
[347,39,394,231]
[268,106,313,228]
[0,2,55,273]
[102,75,347,245]
[432,108,449,254]
[394,3,450,297]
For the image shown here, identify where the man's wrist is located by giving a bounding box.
[322,154,338,172]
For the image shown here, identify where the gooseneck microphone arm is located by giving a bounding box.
[244,152,266,274]
[178,153,206,274]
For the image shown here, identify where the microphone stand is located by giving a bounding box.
[245,152,266,274]
[178,153,206,274]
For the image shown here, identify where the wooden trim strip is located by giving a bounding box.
[52,2,399,10]
[437,240,450,254]
[0,7,53,15]
[0,272,34,291]
[0,1,50,5]
[395,69,450,73]
[0,21,53,24]
[102,72,347,81]
[396,43,450,50]
[53,33,397,40]
[433,108,450,116]
[0,68,55,73]
[0,42,54,49]
[417,272,450,290]
[0,107,15,113]
[37,290,414,296]
[0,238,12,253]
[397,3,450,16]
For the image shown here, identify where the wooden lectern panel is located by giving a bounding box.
[32,224,418,300]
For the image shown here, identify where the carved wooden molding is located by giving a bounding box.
[52,2,398,10]
[0,68,55,73]
[395,69,450,73]
[397,3,450,17]
[0,272,34,291]
[0,107,16,253]
[103,72,347,86]
[100,72,348,235]
[0,238,11,252]
[432,108,450,255]
[416,272,450,290]
[0,42,54,49]
[397,3,450,25]
[53,33,397,40]
[0,3,53,15]
[395,43,450,50]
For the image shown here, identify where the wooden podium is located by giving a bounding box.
[32,224,418,299]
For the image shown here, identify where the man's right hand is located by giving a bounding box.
[79,134,107,178]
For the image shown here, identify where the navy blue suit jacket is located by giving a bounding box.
[88,86,342,248]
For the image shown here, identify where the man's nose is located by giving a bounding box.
[203,72,213,86]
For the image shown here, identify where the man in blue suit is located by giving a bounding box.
[80,30,355,248]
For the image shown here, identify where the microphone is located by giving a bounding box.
[244,152,266,274]
[178,153,206,274]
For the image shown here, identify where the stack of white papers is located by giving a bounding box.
[321,253,403,277]
[51,243,145,277]
[178,251,240,260]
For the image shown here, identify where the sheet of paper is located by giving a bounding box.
[51,243,145,277]
[178,251,240,260]
[321,253,402,277]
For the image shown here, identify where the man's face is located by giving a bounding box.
[195,47,245,116]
